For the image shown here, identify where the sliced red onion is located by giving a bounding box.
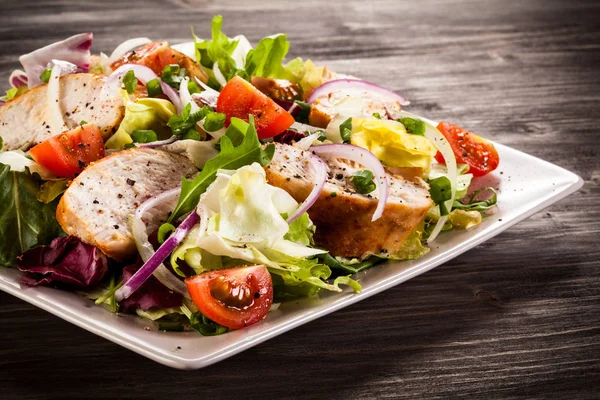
[192,77,219,109]
[108,37,152,64]
[116,189,198,301]
[135,135,178,148]
[101,64,183,113]
[50,59,78,75]
[307,79,409,107]
[20,32,93,89]
[286,155,328,223]
[310,144,389,221]
[9,70,28,88]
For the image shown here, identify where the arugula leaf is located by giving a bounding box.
[339,117,353,143]
[452,187,498,212]
[293,100,311,124]
[168,116,274,222]
[351,170,376,194]
[316,253,385,274]
[397,117,426,136]
[122,70,137,94]
[0,164,62,266]
[244,34,304,82]
[429,176,452,216]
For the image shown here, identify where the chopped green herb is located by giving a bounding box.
[79,120,87,125]
[203,112,226,132]
[315,129,327,142]
[146,78,163,97]
[339,117,353,143]
[397,117,426,136]
[0,86,27,103]
[188,80,201,95]
[429,176,452,216]
[330,192,337,198]
[351,170,376,194]
[122,70,137,94]
[167,103,204,136]
[161,64,184,89]
[293,100,311,123]
[372,112,382,119]
[39,68,52,83]
[182,128,203,141]
[131,129,158,144]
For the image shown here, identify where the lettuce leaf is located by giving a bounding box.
[244,34,305,82]
[105,92,175,149]
[168,117,274,222]
[284,212,316,246]
[0,163,62,267]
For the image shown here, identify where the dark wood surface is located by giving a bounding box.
[1,0,599,398]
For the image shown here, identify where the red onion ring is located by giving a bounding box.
[307,79,409,107]
[9,70,28,88]
[101,64,183,113]
[286,155,328,223]
[134,135,178,148]
[116,188,196,301]
[310,144,389,221]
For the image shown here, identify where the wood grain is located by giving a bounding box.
[1,0,599,398]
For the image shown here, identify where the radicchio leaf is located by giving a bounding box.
[119,261,183,312]
[17,236,108,289]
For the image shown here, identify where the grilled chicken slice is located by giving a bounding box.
[0,73,124,151]
[308,92,403,128]
[56,148,197,261]
[265,143,433,258]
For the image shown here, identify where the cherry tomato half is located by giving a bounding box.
[29,124,105,178]
[434,121,500,177]
[216,76,295,139]
[185,265,273,330]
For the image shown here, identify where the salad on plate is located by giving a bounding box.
[0,16,499,335]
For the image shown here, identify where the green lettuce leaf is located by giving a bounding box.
[168,117,274,222]
[105,92,174,149]
[244,34,305,82]
[283,212,315,246]
[0,163,62,266]
[37,179,68,203]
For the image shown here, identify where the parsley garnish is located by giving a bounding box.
[339,117,353,143]
[351,170,377,194]
[397,117,426,136]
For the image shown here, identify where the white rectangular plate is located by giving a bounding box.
[0,141,583,369]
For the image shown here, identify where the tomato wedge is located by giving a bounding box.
[185,265,273,330]
[434,122,500,177]
[216,76,295,139]
[29,124,105,178]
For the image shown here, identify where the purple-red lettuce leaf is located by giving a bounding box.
[17,236,108,288]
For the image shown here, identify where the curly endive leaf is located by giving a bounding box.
[0,163,62,266]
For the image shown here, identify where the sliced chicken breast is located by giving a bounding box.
[265,143,433,258]
[56,148,197,261]
[0,73,124,150]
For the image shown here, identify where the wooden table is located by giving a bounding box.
[1,0,598,398]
